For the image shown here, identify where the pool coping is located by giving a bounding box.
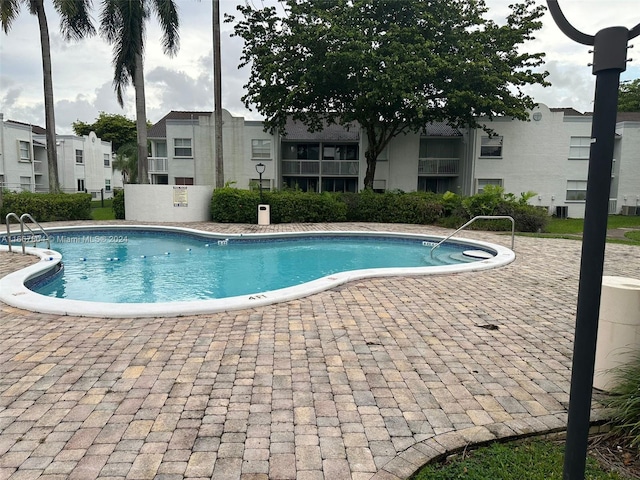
[0,224,516,318]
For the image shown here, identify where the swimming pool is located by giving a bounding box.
[0,225,515,318]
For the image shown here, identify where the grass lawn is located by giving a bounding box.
[410,439,627,480]
[546,215,640,234]
[91,199,115,221]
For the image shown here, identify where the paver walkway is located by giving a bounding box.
[1,221,639,480]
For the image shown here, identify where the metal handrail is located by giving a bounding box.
[430,215,515,258]
[5,213,20,253]
[4,212,50,254]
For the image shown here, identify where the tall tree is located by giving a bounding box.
[1,0,95,193]
[99,0,179,184]
[73,112,139,152]
[230,0,549,189]
[618,79,640,112]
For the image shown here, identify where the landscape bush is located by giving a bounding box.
[605,352,640,447]
[437,186,548,233]
[343,190,443,224]
[1,191,91,222]
[210,186,548,231]
[211,187,347,223]
[112,189,125,219]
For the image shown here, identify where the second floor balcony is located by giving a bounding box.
[418,158,460,175]
[148,157,168,174]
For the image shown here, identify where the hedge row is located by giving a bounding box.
[210,186,549,232]
[112,189,125,219]
[1,191,92,222]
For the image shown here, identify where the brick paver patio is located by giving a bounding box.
[1,221,639,480]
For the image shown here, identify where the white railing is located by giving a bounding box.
[418,158,459,175]
[321,161,359,175]
[430,215,515,258]
[148,157,168,173]
[608,198,618,214]
[281,160,320,175]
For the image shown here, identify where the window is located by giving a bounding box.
[77,179,85,192]
[420,138,458,159]
[569,136,591,159]
[322,144,358,160]
[283,143,320,160]
[75,149,84,164]
[174,177,194,185]
[105,179,111,192]
[174,138,192,157]
[418,177,456,194]
[0,174,4,187]
[476,178,503,193]
[566,180,587,201]
[156,141,167,157]
[480,136,503,157]
[321,177,357,193]
[104,154,110,167]
[251,139,271,159]
[19,141,30,161]
[20,176,31,192]
[251,178,271,191]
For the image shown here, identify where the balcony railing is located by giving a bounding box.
[148,157,168,173]
[418,158,459,175]
[281,160,320,175]
[321,161,359,176]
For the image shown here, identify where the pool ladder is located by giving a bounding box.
[430,215,515,258]
[4,212,51,254]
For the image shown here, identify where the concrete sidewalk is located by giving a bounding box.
[1,222,639,480]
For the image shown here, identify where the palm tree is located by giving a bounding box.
[100,0,179,184]
[1,0,95,193]
[113,141,138,184]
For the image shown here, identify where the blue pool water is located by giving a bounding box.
[29,230,484,303]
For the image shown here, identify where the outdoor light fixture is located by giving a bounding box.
[255,162,266,204]
[546,2,640,479]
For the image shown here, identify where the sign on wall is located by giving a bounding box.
[173,186,188,207]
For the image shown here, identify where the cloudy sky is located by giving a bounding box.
[1,0,639,134]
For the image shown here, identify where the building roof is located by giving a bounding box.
[148,111,212,138]
[6,119,47,134]
[423,122,462,137]
[550,107,591,116]
[284,119,360,141]
[617,111,640,122]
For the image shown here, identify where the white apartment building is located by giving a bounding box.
[147,105,640,218]
[0,114,121,199]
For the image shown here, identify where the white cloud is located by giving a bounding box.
[0,0,638,134]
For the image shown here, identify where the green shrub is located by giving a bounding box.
[211,188,347,223]
[211,187,257,223]
[112,189,125,219]
[438,186,548,233]
[343,190,442,224]
[605,352,640,447]
[269,191,347,223]
[209,186,546,232]
[0,191,91,222]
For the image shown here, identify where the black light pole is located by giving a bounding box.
[546,3,640,479]
[255,162,266,204]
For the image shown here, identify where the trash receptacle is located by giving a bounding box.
[594,276,640,391]
[258,204,270,226]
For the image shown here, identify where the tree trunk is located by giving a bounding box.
[134,52,149,184]
[34,0,60,193]
[213,0,224,188]
[363,148,377,190]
